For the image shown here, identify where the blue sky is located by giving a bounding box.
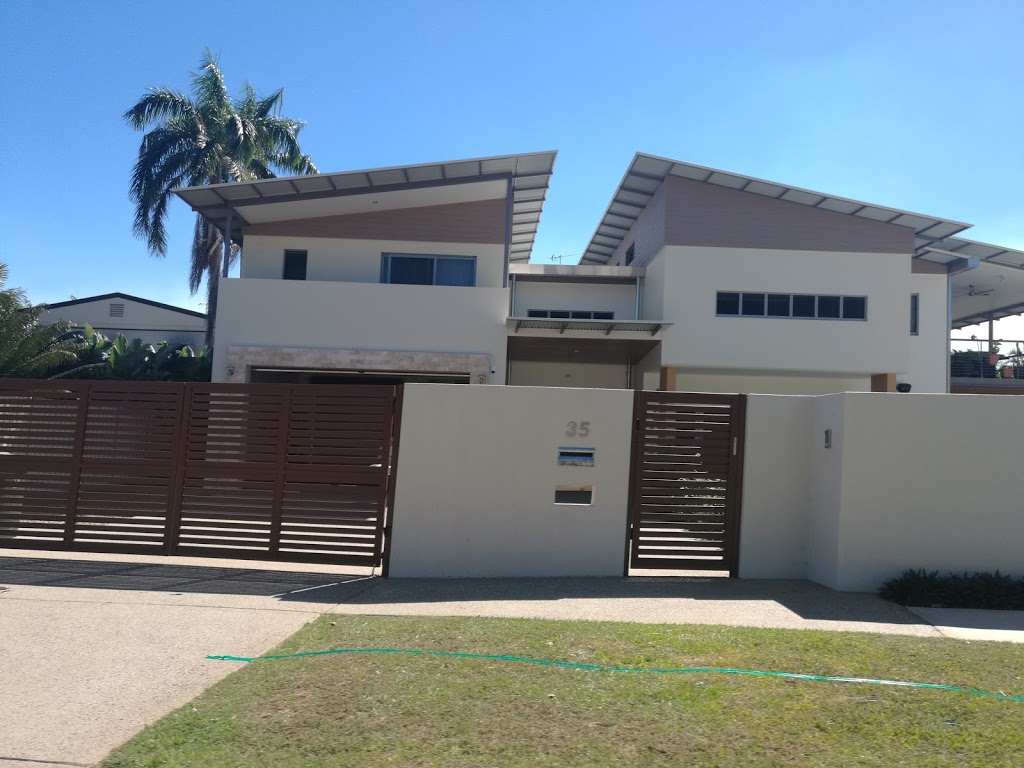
[1,0,1022,335]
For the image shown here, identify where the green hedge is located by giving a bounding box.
[880,569,1024,610]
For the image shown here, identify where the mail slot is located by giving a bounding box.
[558,447,595,467]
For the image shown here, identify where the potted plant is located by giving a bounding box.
[987,342,1001,368]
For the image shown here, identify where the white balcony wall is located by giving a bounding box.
[650,246,911,375]
[212,278,509,382]
[508,361,629,388]
[906,271,950,393]
[512,281,638,319]
[240,235,506,288]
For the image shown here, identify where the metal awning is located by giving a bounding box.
[580,153,972,265]
[173,151,557,262]
[915,236,1024,270]
[951,258,1024,328]
[506,317,667,336]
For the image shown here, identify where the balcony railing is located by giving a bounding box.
[950,338,1024,380]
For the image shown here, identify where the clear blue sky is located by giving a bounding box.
[1,0,1022,335]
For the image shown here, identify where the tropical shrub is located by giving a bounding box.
[879,568,1024,610]
[0,263,92,378]
[65,325,212,381]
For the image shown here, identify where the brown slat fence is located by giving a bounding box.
[0,381,400,566]
[627,392,746,575]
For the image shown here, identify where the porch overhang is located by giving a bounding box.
[506,317,667,337]
[507,322,665,366]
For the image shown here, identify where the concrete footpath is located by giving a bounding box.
[1,549,1021,767]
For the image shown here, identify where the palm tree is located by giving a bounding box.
[0,264,87,378]
[124,49,318,343]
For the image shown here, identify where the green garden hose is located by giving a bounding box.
[207,647,1024,702]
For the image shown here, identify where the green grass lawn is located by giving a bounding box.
[105,615,1024,767]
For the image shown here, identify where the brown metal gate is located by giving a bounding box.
[0,381,401,567]
[626,392,746,575]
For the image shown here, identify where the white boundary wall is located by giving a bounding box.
[388,384,633,577]
[741,393,1024,590]
[387,386,1022,587]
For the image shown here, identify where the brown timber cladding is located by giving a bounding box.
[0,381,400,566]
[628,392,746,575]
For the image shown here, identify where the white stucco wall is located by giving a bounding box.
[806,395,845,588]
[906,272,949,393]
[213,278,509,383]
[675,371,871,396]
[388,384,634,577]
[37,298,206,348]
[737,395,813,578]
[241,235,506,289]
[649,246,912,376]
[508,361,629,388]
[512,281,637,320]
[741,392,1024,591]
[823,393,1024,591]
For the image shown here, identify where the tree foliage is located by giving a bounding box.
[67,325,212,381]
[124,49,318,342]
[0,263,90,378]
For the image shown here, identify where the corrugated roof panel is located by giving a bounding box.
[444,161,482,178]
[706,171,748,189]
[745,180,786,197]
[405,165,445,182]
[291,176,334,193]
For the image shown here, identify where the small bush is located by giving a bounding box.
[880,569,1024,610]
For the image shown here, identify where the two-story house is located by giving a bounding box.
[172,151,1024,393]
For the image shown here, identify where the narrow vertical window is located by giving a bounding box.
[625,243,635,266]
[910,294,919,335]
[283,250,307,280]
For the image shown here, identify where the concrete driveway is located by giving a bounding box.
[0,551,374,768]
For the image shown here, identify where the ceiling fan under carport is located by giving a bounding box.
[953,276,1003,298]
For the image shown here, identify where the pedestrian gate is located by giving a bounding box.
[627,392,746,575]
[0,381,402,568]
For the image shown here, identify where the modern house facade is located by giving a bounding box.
[172,152,1024,394]
[36,292,207,348]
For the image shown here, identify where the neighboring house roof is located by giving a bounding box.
[173,151,558,263]
[580,153,973,265]
[41,292,206,319]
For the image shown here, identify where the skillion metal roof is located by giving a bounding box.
[581,153,972,265]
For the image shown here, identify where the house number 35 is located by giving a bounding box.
[566,421,591,438]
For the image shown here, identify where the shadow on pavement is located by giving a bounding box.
[0,556,373,603]
[343,576,923,626]
[0,555,923,627]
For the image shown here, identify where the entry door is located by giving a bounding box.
[627,392,746,575]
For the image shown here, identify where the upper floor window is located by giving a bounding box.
[910,294,919,335]
[717,292,867,320]
[380,254,476,287]
[527,309,615,320]
[625,244,635,266]
[283,250,308,280]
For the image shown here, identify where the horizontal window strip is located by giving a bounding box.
[716,292,867,320]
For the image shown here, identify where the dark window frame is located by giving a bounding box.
[380,253,477,287]
[526,309,616,320]
[717,291,868,321]
[282,250,308,281]
[910,294,919,335]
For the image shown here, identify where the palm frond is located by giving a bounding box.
[123,88,197,130]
